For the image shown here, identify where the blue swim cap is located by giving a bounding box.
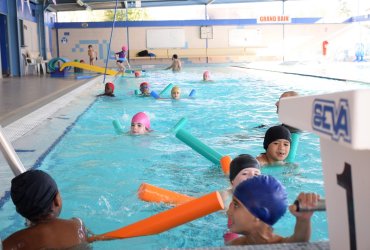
[234,175,288,226]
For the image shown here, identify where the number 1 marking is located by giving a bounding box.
[337,162,357,250]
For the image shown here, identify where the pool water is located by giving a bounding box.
[1,66,369,249]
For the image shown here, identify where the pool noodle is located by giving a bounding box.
[286,132,300,163]
[87,191,224,242]
[0,126,26,176]
[138,183,195,205]
[75,75,94,80]
[150,91,160,99]
[112,120,125,134]
[159,83,173,96]
[220,155,232,175]
[173,118,223,165]
[188,89,196,97]
[134,90,140,95]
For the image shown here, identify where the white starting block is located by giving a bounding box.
[279,89,370,250]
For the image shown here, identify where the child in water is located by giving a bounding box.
[171,86,181,100]
[203,71,211,81]
[131,112,151,135]
[2,170,89,249]
[134,71,141,78]
[165,54,182,72]
[139,82,151,97]
[227,175,320,245]
[223,154,261,244]
[97,82,115,97]
[256,125,291,166]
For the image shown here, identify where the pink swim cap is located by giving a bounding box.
[203,71,210,77]
[122,46,128,51]
[131,112,150,130]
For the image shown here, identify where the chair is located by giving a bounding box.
[22,54,37,75]
[35,56,47,75]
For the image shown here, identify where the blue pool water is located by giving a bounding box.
[1,66,369,249]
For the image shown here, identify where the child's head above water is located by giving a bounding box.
[232,175,288,227]
[229,154,261,188]
[131,112,150,134]
[11,170,60,222]
[263,125,291,162]
[203,71,210,81]
[139,82,150,94]
[105,82,114,95]
[122,45,128,51]
[134,71,141,78]
[171,86,181,99]
[276,91,299,113]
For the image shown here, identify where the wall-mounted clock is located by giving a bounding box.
[200,26,213,39]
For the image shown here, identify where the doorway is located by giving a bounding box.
[0,14,10,77]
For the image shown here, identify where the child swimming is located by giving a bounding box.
[139,82,151,96]
[224,154,261,244]
[3,170,89,249]
[227,175,320,246]
[171,86,181,100]
[203,71,211,81]
[256,125,291,166]
[130,112,151,135]
[97,82,115,97]
[134,71,141,78]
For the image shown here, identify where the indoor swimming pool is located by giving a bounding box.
[1,66,370,249]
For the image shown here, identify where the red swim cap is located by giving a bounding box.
[106,82,114,92]
[134,71,141,77]
[140,82,149,88]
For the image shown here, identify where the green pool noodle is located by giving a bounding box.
[286,132,300,163]
[112,119,125,134]
[173,118,223,165]
[134,90,139,95]
[159,83,174,96]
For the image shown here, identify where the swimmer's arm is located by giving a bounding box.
[281,215,311,243]
[282,192,319,243]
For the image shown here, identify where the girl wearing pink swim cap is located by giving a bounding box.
[130,112,151,135]
[203,71,210,81]
[115,45,130,74]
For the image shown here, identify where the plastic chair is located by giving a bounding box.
[22,54,37,75]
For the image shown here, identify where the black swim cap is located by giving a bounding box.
[11,170,58,221]
[263,125,291,150]
[229,154,260,182]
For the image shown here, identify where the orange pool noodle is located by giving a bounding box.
[138,183,195,205]
[88,191,224,242]
[220,155,232,175]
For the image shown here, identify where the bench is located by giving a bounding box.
[128,47,263,63]
[129,49,169,60]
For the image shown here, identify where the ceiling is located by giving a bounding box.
[39,0,286,12]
